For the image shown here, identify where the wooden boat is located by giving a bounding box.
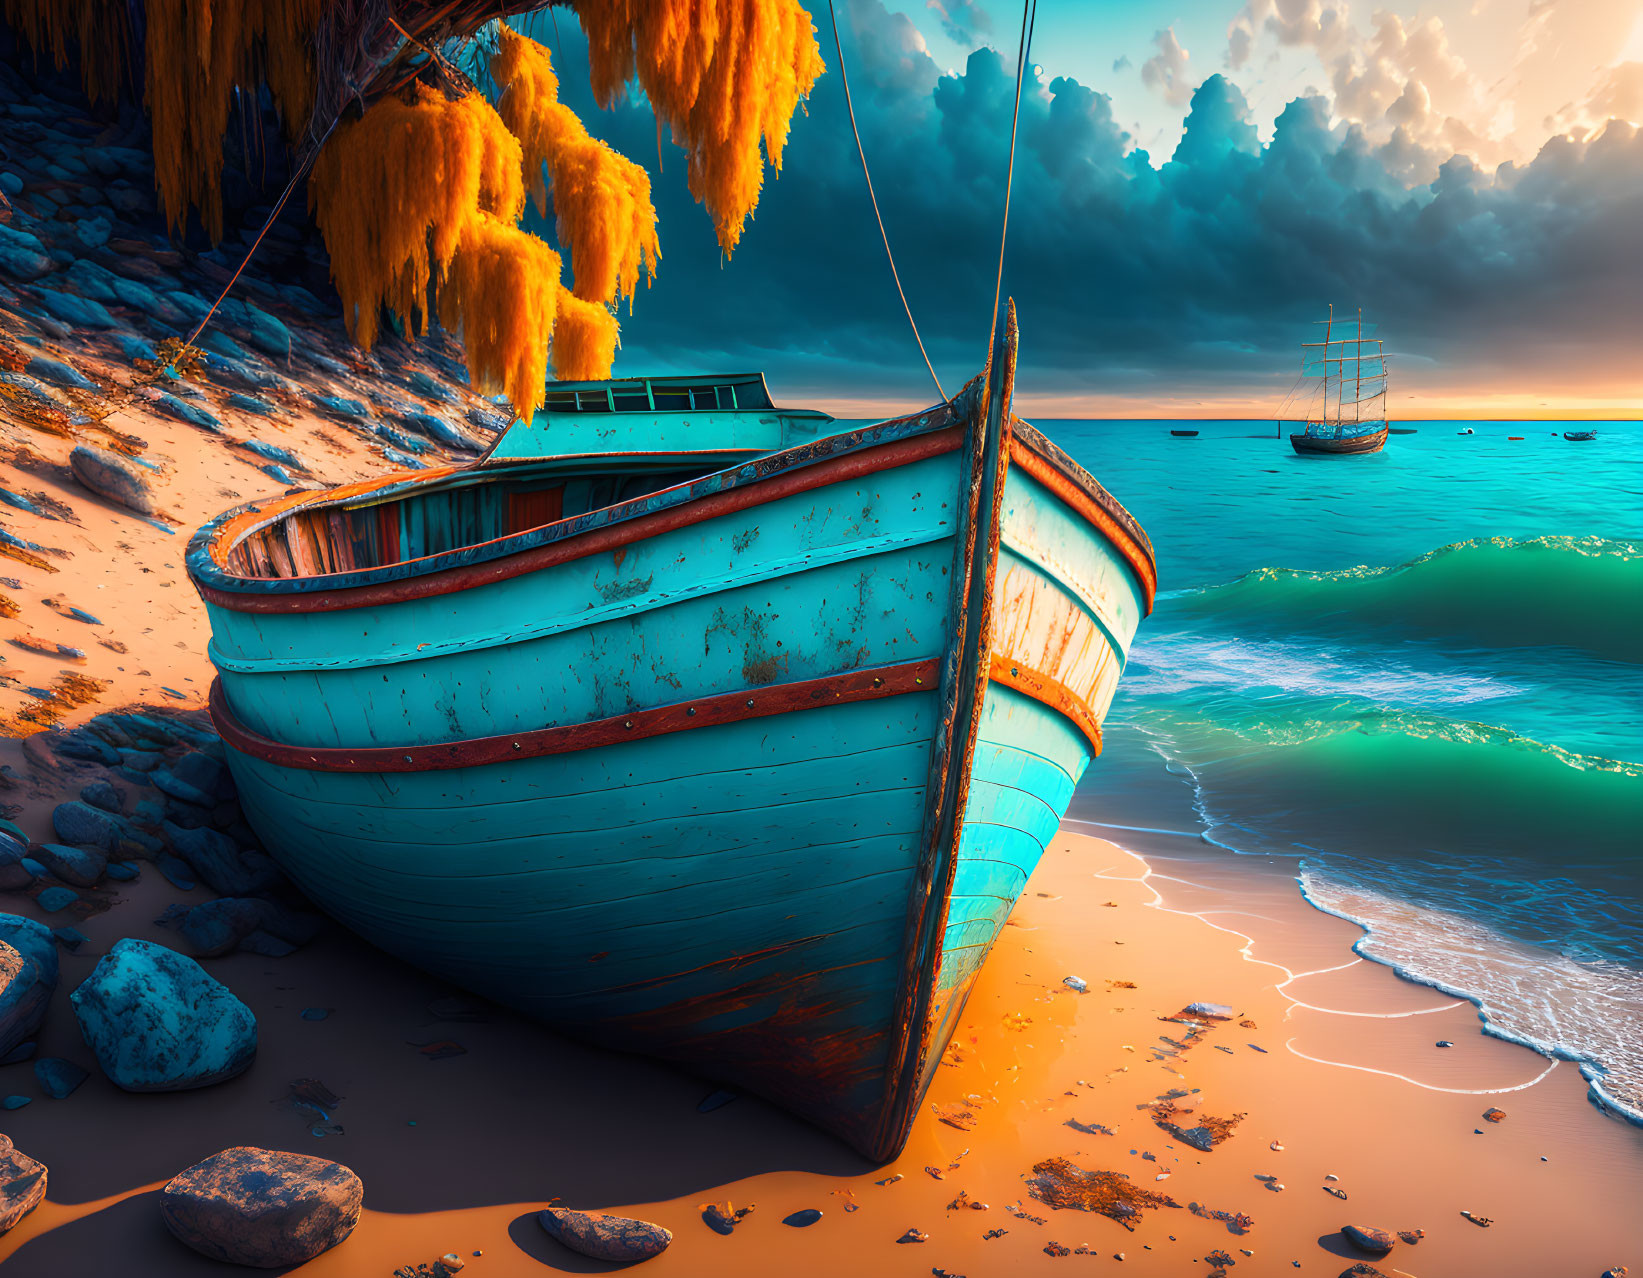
[1169,429,1198,437]
[1291,426,1389,455]
[1564,430,1597,441]
[1287,305,1389,455]
[186,306,1155,1162]
[1388,428,1418,435]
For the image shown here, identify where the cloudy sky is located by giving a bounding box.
[540,0,1642,418]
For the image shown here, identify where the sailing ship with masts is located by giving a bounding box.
[1287,305,1390,454]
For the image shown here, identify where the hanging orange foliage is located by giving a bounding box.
[0,0,131,103]
[573,0,824,255]
[142,0,324,238]
[310,81,617,418]
[490,23,659,307]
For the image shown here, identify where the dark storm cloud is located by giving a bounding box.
[538,0,1643,402]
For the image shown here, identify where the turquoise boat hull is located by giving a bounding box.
[187,312,1155,1160]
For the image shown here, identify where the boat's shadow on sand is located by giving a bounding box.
[11,904,872,1264]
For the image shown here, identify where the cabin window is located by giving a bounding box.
[652,387,691,410]
[574,389,612,412]
[612,387,651,411]
[545,390,578,412]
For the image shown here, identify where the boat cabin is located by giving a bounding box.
[217,373,835,581]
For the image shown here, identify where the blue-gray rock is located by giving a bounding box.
[34,844,107,888]
[80,779,123,813]
[180,898,320,959]
[0,224,53,282]
[161,822,279,897]
[381,448,427,470]
[0,172,21,197]
[152,392,222,431]
[23,354,95,390]
[49,729,123,765]
[0,1135,47,1234]
[0,929,55,1058]
[114,332,158,362]
[261,463,294,485]
[396,411,482,452]
[34,1055,89,1099]
[153,769,213,808]
[70,444,159,515]
[406,368,456,403]
[164,290,212,323]
[153,854,196,891]
[36,886,79,912]
[227,392,277,417]
[104,861,140,882]
[59,258,120,303]
[161,1147,362,1267]
[31,288,116,328]
[538,1207,673,1263]
[370,422,430,454]
[72,215,112,250]
[217,298,291,358]
[0,837,32,891]
[52,800,125,851]
[198,329,252,361]
[236,438,304,471]
[200,353,285,392]
[70,937,257,1091]
[467,403,512,433]
[313,395,369,421]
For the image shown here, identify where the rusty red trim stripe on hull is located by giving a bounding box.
[210,660,942,774]
[198,428,965,615]
[988,654,1104,755]
[1007,435,1158,613]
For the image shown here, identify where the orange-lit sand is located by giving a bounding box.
[2,330,1640,1278]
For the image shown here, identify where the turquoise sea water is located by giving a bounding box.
[1040,419,1643,1121]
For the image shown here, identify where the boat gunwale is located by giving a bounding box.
[187,407,1157,617]
[188,405,962,607]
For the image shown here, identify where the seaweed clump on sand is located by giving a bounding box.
[1150,1098,1246,1152]
[1025,1158,1178,1231]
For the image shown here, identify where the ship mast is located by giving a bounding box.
[1298,304,1389,436]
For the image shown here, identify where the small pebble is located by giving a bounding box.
[0,1096,30,1110]
[782,1209,822,1227]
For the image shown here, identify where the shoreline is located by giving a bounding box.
[1076,816,1643,1130]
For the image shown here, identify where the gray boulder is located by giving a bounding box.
[70,938,256,1091]
[34,843,107,887]
[180,898,320,958]
[162,822,281,897]
[160,1147,362,1267]
[69,445,158,515]
[538,1207,673,1263]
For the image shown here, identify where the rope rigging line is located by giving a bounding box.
[826,0,946,403]
[988,0,1037,358]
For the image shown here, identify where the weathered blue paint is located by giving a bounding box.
[188,347,1153,1161]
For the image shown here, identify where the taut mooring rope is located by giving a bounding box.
[827,0,946,402]
[988,0,1037,357]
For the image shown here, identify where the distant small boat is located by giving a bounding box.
[1285,305,1389,455]
[1508,436,1524,440]
[1564,430,1597,441]
[1388,428,1418,435]
[1169,429,1198,437]
[1458,428,1475,435]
